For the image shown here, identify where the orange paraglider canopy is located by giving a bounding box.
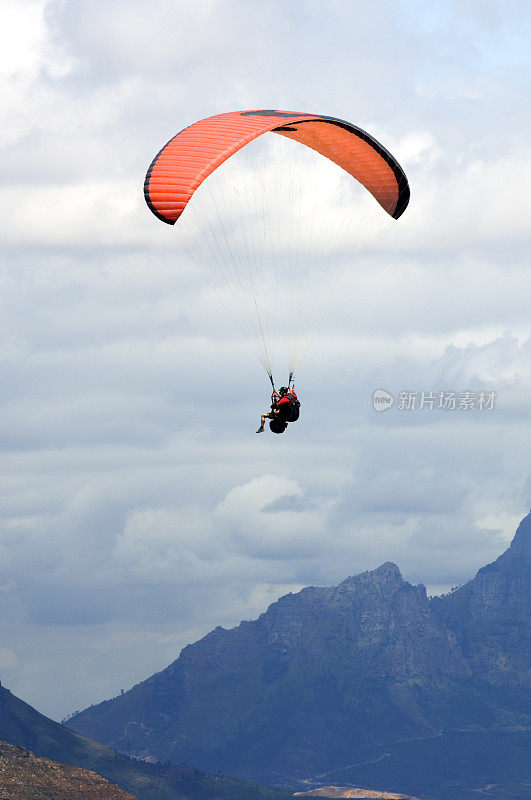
[144,109,410,224]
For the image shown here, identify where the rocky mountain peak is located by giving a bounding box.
[506,511,531,562]
[464,512,530,619]
[339,562,403,590]
[67,514,531,785]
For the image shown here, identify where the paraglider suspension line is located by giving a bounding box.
[268,373,277,403]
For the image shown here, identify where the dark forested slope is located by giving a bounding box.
[0,683,291,800]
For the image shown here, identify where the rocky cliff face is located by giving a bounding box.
[432,513,530,698]
[67,515,531,784]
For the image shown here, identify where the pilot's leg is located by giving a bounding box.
[256,412,271,433]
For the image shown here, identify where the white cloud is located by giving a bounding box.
[0,1,50,78]
[0,0,530,721]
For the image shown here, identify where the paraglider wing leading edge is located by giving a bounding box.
[144,109,410,225]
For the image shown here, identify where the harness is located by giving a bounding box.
[268,375,300,424]
[272,392,300,422]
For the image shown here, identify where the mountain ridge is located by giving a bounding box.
[66,514,531,788]
[0,682,292,800]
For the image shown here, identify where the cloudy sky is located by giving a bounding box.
[1,0,530,721]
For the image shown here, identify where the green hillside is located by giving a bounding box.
[0,683,292,800]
